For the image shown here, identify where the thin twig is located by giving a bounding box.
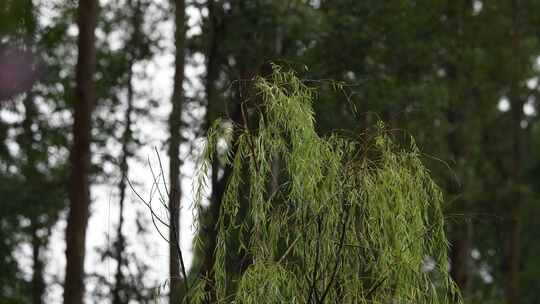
[153,148,190,303]
[126,178,169,242]
[155,147,170,197]
[307,216,323,304]
[148,157,170,218]
[365,276,387,299]
[240,101,261,173]
[277,234,301,264]
[319,203,351,303]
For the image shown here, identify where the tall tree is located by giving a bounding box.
[441,1,476,294]
[63,0,98,303]
[505,1,523,302]
[110,44,135,304]
[189,69,460,303]
[110,0,142,302]
[168,0,187,301]
[1,1,70,303]
[84,0,163,300]
[194,4,319,301]
[196,2,228,301]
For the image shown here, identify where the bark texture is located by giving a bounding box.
[63,0,98,303]
[168,0,186,302]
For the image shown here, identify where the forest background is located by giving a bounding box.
[2,0,540,303]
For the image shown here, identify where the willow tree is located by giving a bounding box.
[188,68,460,304]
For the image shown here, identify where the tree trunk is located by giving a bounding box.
[31,223,44,304]
[505,205,521,304]
[506,91,523,304]
[63,0,98,303]
[445,2,472,296]
[111,0,143,301]
[504,2,522,303]
[21,59,45,304]
[450,225,469,291]
[446,81,470,299]
[202,102,242,304]
[201,2,220,301]
[447,107,469,296]
[111,53,135,304]
[23,95,45,304]
[168,0,186,302]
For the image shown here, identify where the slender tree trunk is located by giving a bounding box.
[445,2,472,296]
[21,68,45,304]
[24,99,45,304]
[201,1,220,301]
[111,55,135,304]
[31,223,45,304]
[63,1,98,303]
[506,97,522,304]
[202,102,242,303]
[199,12,248,293]
[504,2,522,303]
[200,3,283,300]
[168,0,186,302]
[201,49,257,301]
[18,7,46,303]
[450,225,469,290]
[111,0,142,301]
[447,104,470,295]
[446,74,470,299]
[506,95,523,304]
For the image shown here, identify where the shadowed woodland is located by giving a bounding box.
[2,0,540,303]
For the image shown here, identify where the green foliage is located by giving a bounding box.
[0,0,36,42]
[191,68,459,303]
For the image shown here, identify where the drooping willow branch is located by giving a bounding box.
[185,66,461,303]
